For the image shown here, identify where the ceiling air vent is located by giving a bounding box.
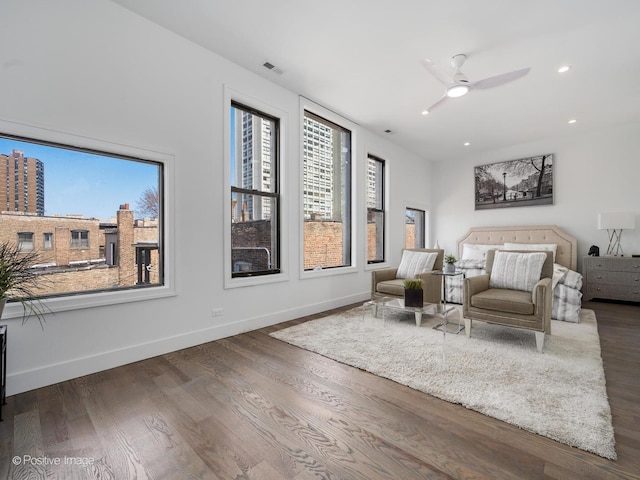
[262,61,283,75]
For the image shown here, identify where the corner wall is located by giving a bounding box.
[432,122,640,272]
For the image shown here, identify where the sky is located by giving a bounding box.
[0,137,159,219]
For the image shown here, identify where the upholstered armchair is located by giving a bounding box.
[371,248,444,304]
[463,250,553,352]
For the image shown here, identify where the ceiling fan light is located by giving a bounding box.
[447,84,469,98]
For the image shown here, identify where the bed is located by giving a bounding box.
[446,225,583,323]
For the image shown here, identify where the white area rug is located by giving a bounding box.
[270,307,616,459]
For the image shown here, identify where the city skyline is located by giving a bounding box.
[0,136,159,219]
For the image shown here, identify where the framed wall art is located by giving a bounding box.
[474,153,553,210]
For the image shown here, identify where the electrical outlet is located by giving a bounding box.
[212,307,224,317]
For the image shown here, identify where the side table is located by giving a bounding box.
[430,270,465,334]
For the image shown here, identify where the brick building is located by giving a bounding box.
[0,204,159,296]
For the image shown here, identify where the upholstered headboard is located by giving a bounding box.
[456,225,578,271]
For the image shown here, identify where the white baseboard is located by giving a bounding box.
[7,292,369,396]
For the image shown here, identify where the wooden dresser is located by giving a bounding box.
[583,256,640,302]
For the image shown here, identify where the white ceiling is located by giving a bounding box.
[111,0,640,161]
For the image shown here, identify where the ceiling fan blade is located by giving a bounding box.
[421,58,454,86]
[425,94,449,113]
[471,67,531,89]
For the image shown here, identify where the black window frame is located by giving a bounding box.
[230,100,281,278]
[367,154,385,264]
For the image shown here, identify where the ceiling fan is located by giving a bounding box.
[421,54,530,113]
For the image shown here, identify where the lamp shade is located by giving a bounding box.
[597,212,636,230]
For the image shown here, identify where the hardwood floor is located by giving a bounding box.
[1,300,638,479]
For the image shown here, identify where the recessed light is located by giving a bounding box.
[421,110,429,116]
[568,119,577,124]
[558,65,571,73]
[464,142,470,146]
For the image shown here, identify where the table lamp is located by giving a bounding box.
[597,212,635,256]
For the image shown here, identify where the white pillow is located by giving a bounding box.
[504,242,557,262]
[397,250,438,279]
[490,251,547,292]
[461,244,502,261]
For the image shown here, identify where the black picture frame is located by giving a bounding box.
[474,154,553,210]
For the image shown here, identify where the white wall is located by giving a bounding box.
[1,0,432,395]
[432,122,640,271]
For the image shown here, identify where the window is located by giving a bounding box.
[303,110,352,270]
[230,101,280,277]
[0,132,165,306]
[367,155,385,263]
[43,232,53,249]
[405,207,425,248]
[17,232,34,252]
[71,230,89,248]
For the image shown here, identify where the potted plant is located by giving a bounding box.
[0,241,48,327]
[403,278,424,307]
[444,254,457,273]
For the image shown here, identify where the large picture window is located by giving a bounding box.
[367,155,385,264]
[303,111,352,270]
[230,102,280,277]
[0,133,164,301]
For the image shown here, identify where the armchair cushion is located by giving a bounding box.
[470,288,535,315]
[489,251,547,292]
[396,250,438,279]
[375,278,406,297]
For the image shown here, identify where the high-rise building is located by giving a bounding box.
[234,111,273,220]
[0,149,45,215]
[302,115,343,220]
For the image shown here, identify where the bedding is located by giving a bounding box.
[504,242,558,262]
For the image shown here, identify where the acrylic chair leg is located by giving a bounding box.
[464,318,471,338]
